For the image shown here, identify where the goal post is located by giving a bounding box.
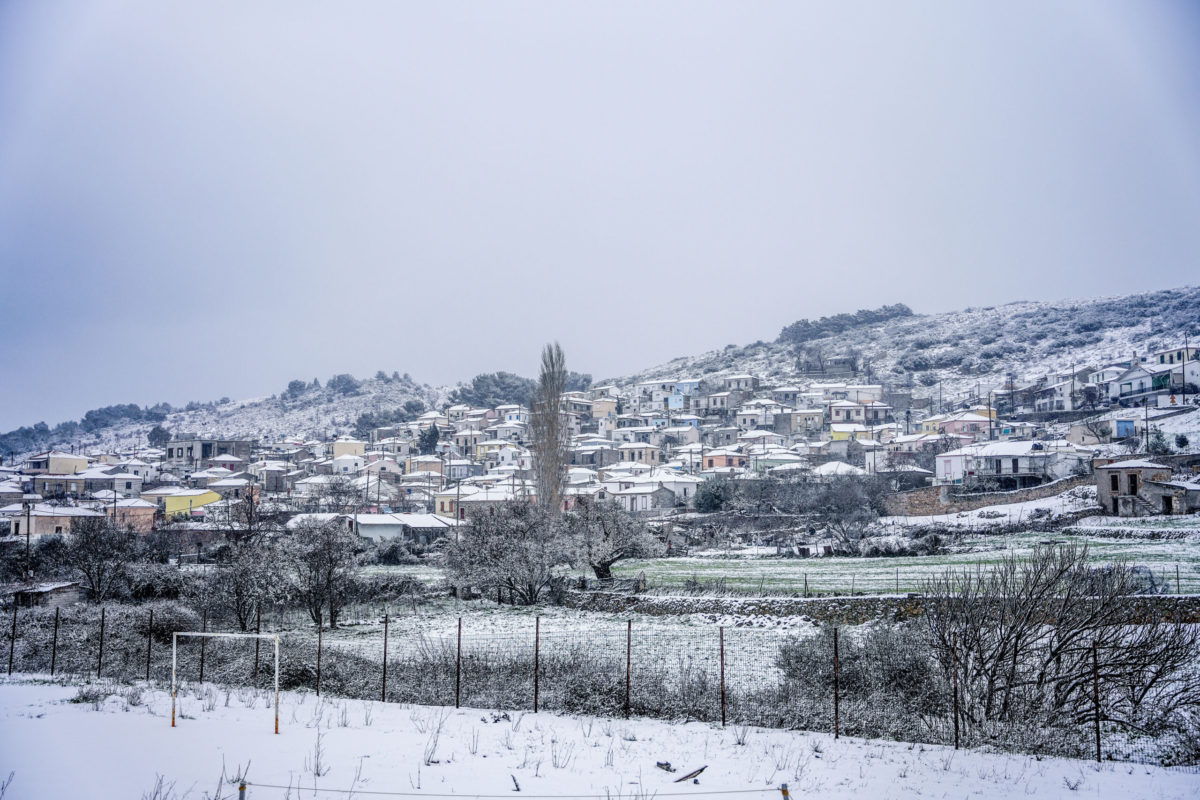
[171,631,281,734]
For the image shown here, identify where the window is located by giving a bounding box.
[55,526,63,534]
[1110,473,1119,492]
[1012,459,1019,473]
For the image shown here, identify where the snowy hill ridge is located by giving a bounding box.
[7,286,1199,458]
[609,285,1200,404]
[7,375,444,458]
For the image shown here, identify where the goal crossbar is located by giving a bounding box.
[171,631,281,734]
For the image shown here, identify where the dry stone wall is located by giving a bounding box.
[565,590,1200,626]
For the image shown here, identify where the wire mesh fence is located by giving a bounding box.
[3,601,1197,771]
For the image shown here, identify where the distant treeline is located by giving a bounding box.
[777,304,914,346]
[0,402,178,458]
[447,370,592,409]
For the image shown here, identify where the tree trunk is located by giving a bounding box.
[592,562,614,581]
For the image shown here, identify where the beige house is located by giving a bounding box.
[332,437,366,458]
[617,442,661,466]
[24,451,88,475]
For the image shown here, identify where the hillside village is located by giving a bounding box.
[3,335,1199,556]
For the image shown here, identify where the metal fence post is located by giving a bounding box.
[719,626,727,727]
[96,606,106,679]
[7,603,15,676]
[253,606,261,685]
[833,627,840,739]
[145,609,153,681]
[381,612,389,703]
[951,632,959,750]
[171,632,177,728]
[533,616,540,713]
[316,613,323,697]
[50,606,59,677]
[624,619,632,718]
[1092,641,1101,763]
[198,609,207,683]
[274,635,280,735]
[455,617,462,709]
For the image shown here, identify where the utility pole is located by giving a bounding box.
[1143,399,1150,452]
[24,501,32,580]
[1184,332,1191,403]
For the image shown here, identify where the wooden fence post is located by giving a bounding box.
[50,606,59,677]
[455,617,462,709]
[96,607,106,679]
[719,626,727,727]
[381,612,389,703]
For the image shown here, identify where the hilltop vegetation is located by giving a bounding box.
[618,286,1200,404]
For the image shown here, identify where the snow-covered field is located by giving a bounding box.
[1,676,1196,800]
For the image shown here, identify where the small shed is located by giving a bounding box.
[3,581,82,608]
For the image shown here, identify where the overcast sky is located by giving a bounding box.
[2,1,1199,429]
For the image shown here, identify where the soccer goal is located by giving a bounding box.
[171,631,281,734]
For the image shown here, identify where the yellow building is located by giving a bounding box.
[829,424,870,441]
[332,437,366,458]
[140,487,222,517]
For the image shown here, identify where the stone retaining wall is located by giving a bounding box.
[564,590,1200,626]
[883,475,1094,517]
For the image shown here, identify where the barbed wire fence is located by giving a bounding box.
[3,602,1197,771]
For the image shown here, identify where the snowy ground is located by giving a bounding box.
[1,676,1196,800]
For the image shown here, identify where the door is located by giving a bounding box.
[1128,473,1139,495]
[1163,496,1173,514]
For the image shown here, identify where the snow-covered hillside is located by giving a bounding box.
[7,286,1199,458]
[25,376,445,456]
[610,286,1200,404]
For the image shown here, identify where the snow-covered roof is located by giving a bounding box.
[813,461,867,476]
[1096,458,1170,470]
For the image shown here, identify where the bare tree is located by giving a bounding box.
[923,544,1200,740]
[217,489,285,545]
[207,541,281,630]
[1080,417,1112,444]
[566,499,662,581]
[809,476,884,542]
[446,502,571,604]
[314,474,360,514]
[283,516,363,628]
[66,516,139,603]
[530,341,569,514]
